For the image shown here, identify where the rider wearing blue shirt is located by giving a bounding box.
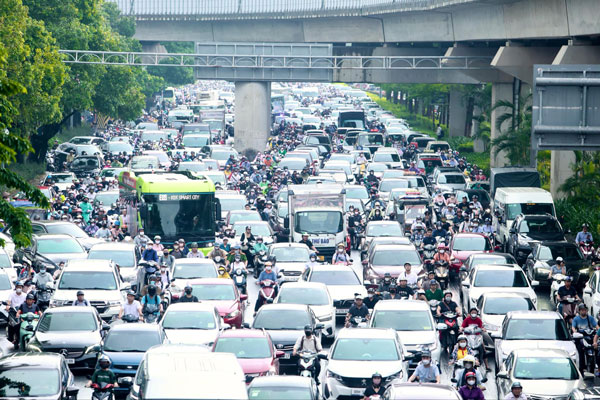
[576,224,594,243]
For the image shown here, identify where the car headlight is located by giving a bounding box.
[327,371,343,382]
[27,343,42,352]
[318,315,333,322]
[483,322,499,331]
[225,309,240,319]
[580,267,590,275]
[108,300,121,307]
[570,350,578,359]
[84,344,100,355]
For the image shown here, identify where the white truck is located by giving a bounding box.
[287,184,346,261]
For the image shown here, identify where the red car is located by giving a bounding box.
[449,233,493,277]
[187,278,247,328]
[212,328,284,384]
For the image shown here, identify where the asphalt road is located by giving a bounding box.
[0,252,578,399]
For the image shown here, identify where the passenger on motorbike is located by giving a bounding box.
[292,325,322,383]
[217,265,232,279]
[159,264,171,289]
[410,216,426,234]
[16,293,39,319]
[432,222,448,240]
[332,243,351,265]
[460,307,490,371]
[393,277,415,299]
[141,284,162,320]
[450,335,475,366]
[6,281,26,346]
[141,242,159,263]
[86,356,118,389]
[548,257,566,279]
[345,294,370,328]
[32,266,53,289]
[118,291,142,321]
[423,229,437,247]
[179,285,199,303]
[576,223,593,244]
[434,245,451,263]
[251,236,268,256]
[207,245,228,263]
[377,273,394,293]
[364,287,380,309]
[504,381,527,400]
[557,275,580,316]
[477,218,494,236]
[227,245,248,266]
[362,373,384,400]
[572,303,599,374]
[306,253,319,269]
[408,350,440,383]
[425,280,444,301]
[458,371,484,400]
[366,170,378,185]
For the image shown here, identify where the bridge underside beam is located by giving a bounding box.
[491,46,559,85]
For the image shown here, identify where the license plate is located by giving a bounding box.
[66,359,75,364]
[283,353,291,359]
[318,255,325,261]
[351,388,365,396]
[337,308,349,314]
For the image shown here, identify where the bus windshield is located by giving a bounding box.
[143,193,215,241]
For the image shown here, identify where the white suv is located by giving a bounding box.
[324,328,408,399]
[51,259,129,320]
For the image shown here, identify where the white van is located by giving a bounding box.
[493,187,556,247]
[127,345,247,400]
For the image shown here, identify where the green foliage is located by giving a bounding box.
[490,94,532,166]
[457,142,474,153]
[559,151,600,204]
[556,197,600,241]
[147,42,195,86]
[367,94,442,137]
[536,150,551,191]
[463,152,490,175]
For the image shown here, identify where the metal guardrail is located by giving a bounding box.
[107,0,482,20]
[58,50,493,70]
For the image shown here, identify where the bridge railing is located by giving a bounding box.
[107,0,479,19]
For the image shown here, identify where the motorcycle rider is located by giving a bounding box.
[6,281,26,347]
[477,218,494,236]
[292,325,322,383]
[572,303,598,374]
[159,249,176,269]
[548,257,567,279]
[228,245,248,266]
[179,285,199,303]
[408,350,440,383]
[378,273,394,293]
[423,228,437,247]
[458,371,484,400]
[217,265,232,279]
[434,245,451,264]
[187,242,205,258]
[208,244,228,263]
[299,233,318,254]
[410,216,426,234]
[364,287,380,309]
[332,243,351,265]
[432,222,448,240]
[437,290,461,317]
[255,263,278,313]
[366,169,378,185]
[152,235,164,253]
[362,373,384,400]
[460,307,490,371]
[118,291,142,321]
[32,265,53,289]
[141,284,162,320]
[398,262,420,289]
[557,275,580,316]
[504,381,528,400]
[86,355,118,389]
[240,226,256,264]
[345,294,369,328]
[306,253,319,269]
[141,242,159,263]
[576,223,594,244]
[393,277,415,299]
[450,335,476,366]
[368,207,384,222]
[133,228,150,248]
[73,290,90,306]
[251,236,268,259]
[425,280,444,301]
[159,263,171,289]
[16,293,40,348]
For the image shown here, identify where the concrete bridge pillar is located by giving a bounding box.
[550,151,575,199]
[490,82,512,168]
[234,81,271,158]
[448,89,467,137]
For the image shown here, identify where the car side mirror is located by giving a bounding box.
[222,323,231,330]
[275,350,285,358]
[317,350,329,360]
[459,266,468,273]
[242,322,251,329]
[490,331,501,339]
[496,371,509,379]
[101,323,111,332]
[121,283,132,291]
[530,280,539,287]
[573,332,584,340]
[66,386,79,400]
[509,228,516,234]
[584,287,593,295]
[462,281,470,288]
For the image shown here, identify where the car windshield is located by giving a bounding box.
[506,203,554,220]
[380,180,409,192]
[0,368,59,397]
[93,193,120,207]
[104,331,161,352]
[332,338,399,361]
[344,186,368,200]
[505,318,569,340]
[404,205,426,220]
[483,297,534,315]
[217,197,246,212]
[374,153,401,162]
[108,142,132,152]
[0,253,11,269]
[179,163,207,172]
[279,159,307,170]
[372,249,421,266]
[228,212,261,225]
[44,223,87,238]
[278,287,329,306]
[470,255,515,266]
[183,136,210,147]
[36,237,83,254]
[233,223,271,238]
[248,387,312,400]
[0,274,11,290]
[162,310,216,330]
[538,245,583,261]
[367,163,388,172]
[37,311,97,332]
[172,263,217,279]
[254,309,311,330]
[131,156,159,169]
[191,284,235,300]
[367,223,402,237]
[272,247,309,263]
[310,270,359,286]
[358,134,383,146]
[58,271,117,290]
[452,236,491,251]
[438,174,465,184]
[519,218,562,234]
[372,310,433,331]
[88,250,135,268]
[211,151,236,161]
[514,357,578,380]
[474,270,528,288]
[214,337,271,359]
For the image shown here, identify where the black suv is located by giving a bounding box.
[525,241,587,288]
[507,214,565,263]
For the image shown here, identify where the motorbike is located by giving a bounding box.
[253,250,268,279]
[422,244,437,262]
[297,351,319,379]
[349,221,364,250]
[550,274,566,305]
[437,311,459,353]
[428,300,440,317]
[233,267,247,295]
[347,316,368,328]
[121,314,139,323]
[559,296,578,326]
[580,241,595,262]
[573,328,597,374]
[20,312,39,350]
[91,382,114,400]
[257,279,277,309]
[143,303,160,324]
[463,324,484,363]
[35,282,54,312]
[139,261,159,288]
[434,260,449,291]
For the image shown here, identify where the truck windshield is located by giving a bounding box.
[506,203,554,220]
[144,194,214,241]
[295,211,343,234]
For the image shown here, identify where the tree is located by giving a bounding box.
[560,151,600,204]
[147,42,195,86]
[490,93,532,166]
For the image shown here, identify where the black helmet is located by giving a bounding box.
[26,293,35,300]
[372,372,382,379]
[148,286,157,296]
[76,290,84,296]
[511,381,523,389]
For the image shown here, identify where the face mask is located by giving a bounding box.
[368,294,374,298]
[39,268,46,273]
[459,342,467,348]
[471,313,477,318]
[156,240,160,243]
[445,296,452,302]
[310,257,316,262]
[422,359,431,365]
[467,379,476,386]
[304,330,312,337]
[16,288,22,294]
[337,248,343,253]
[219,270,225,275]
[161,268,167,273]
[184,289,192,295]
[440,250,445,254]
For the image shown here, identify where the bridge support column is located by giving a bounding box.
[448,89,467,137]
[550,151,575,200]
[490,82,512,168]
[234,81,271,158]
